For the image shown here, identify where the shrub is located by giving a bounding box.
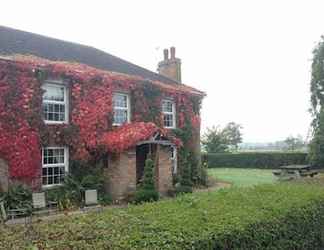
[45,161,112,210]
[133,158,159,204]
[175,149,194,194]
[203,152,308,169]
[2,184,32,212]
[175,184,193,194]
[1,182,324,249]
[133,189,159,204]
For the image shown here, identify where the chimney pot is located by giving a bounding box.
[163,49,169,60]
[157,47,181,83]
[170,47,176,59]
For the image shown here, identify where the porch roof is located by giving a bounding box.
[100,122,178,153]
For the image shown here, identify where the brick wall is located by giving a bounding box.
[104,149,137,200]
[0,158,9,192]
[156,145,173,195]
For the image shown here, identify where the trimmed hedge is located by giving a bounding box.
[1,182,324,249]
[203,152,308,169]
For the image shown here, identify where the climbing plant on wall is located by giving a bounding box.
[0,55,204,186]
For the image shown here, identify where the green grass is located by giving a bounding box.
[208,168,276,187]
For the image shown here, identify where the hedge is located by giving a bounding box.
[203,152,308,169]
[1,182,324,249]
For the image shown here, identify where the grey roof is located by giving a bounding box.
[0,25,178,84]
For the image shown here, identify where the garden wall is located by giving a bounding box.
[203,152,308,169]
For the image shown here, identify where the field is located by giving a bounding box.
[208,168,277,187]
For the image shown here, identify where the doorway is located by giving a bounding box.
[136,144,149,184]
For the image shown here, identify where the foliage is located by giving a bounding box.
[2,183,324,249]
[133,159,159,204]
[172,149,193,194]
[175,184,193,194]
[222,122,243,150]
[133,189,159,204]
[0,55,203,186]
[284,135,305,151]
[309,36,324,167]
[1,184,32,211]
[202,122,243,153]
[309,108,324,167]
[203,152,308,169]
[46,161,111,209]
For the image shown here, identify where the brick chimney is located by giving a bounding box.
[157,47,182,83]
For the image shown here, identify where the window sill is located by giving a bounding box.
[164,127,176,129]
[42,183,64,189]
[44,121,69,125]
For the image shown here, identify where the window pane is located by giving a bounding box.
[162,100,173,112]
[114,109,128,125]
[43,85,65,102]
[164,114,174,127]
[42,147,68,186]
[43,103,66,122]
[53,176,59,184]
[113,94,127,108]
[48,176,53,185]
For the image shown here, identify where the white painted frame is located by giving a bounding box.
[162,99,176,129]
[41,146,69,188]
[171,146,178,174]
[42,81,69,124]
[113,92,131,126]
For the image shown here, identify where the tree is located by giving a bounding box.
[309,36,324,167]
[222,122,243,150]
[202,122,243,153]
[284,135,305,151]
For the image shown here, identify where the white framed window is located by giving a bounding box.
[170,146,177,174]
[162,99,176,128]
[42,147,69,187]
[42,82,68,124]
[113,93,130,125]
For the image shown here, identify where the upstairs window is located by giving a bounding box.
[42,82,68,124]
[113,93,130,125]
[162,99,176,128]
[42,147,68,187]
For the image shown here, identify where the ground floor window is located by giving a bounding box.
[42,147,68,187]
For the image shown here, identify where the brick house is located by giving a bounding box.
[0,26,204,200]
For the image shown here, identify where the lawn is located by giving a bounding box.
[208,168,277,187]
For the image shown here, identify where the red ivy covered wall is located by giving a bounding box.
[0,56,203,186]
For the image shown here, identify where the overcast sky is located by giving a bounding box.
[1,0,324,142]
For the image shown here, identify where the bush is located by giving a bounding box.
[1,182,324,249]
[175,184,193,194]
[133,158,159,204]
[133,189,159,204]
[203,152,308,169]
[2,184,32,212]
[45,161,112,210]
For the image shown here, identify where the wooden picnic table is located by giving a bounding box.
[279,165,311,171]
[273,165,318,180]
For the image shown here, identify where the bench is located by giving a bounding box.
[273,170,282,176]
[300,171,318,178]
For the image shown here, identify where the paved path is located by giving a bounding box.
[4,205,126,226]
